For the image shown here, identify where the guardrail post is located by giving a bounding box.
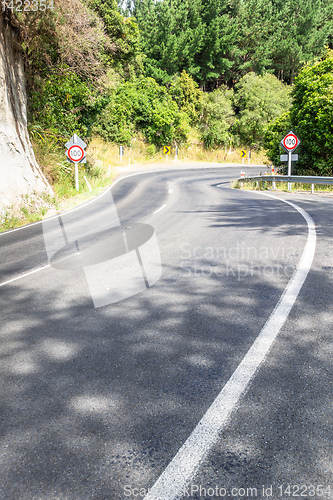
[236,174,333,194]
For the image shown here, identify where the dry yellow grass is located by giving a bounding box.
[87,136,269,170]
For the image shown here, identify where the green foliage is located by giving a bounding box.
[264,50,333,175]
[233,73,291,147]
[192,0,235,84]
[146,144,156,156]
[199,86,235,148]
[132,0,333,87]
[88,0,141,69]
[134,0,206,84]
[9,0,333,186]
[29,68,92,137]
[290,50,333,175]
[93,76,191,146]
[12,0,142,147]
[263,112,292,171]
[268,0,333,83]
[169,71,203,123]
[230,0,275,79]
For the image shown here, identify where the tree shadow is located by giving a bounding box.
[1,188,331,499]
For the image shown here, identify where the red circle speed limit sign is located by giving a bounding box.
[68,145,84,162]
[281,132,300,152]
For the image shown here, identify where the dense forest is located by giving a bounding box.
[3,0,333,181]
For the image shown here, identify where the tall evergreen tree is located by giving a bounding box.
[134,0,205,84]
[193,0,235,88]
[269,0,333,83]
[132,0,333,87]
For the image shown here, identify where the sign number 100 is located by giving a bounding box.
[285,137,296,147]
[282,132,300,152]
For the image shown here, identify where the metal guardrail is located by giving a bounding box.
[237,175,333,193]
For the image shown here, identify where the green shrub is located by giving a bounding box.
[263,111,292,173]
[29,67,92,137]
[93,76,191,146]
[290,50,333,175]
[264,50,333,175]
[146,144,156,156]
[199,86,234,148]
[233,73,291,148]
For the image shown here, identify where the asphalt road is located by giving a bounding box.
[0,164,332,499]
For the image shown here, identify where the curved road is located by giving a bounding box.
[0,165,332,499]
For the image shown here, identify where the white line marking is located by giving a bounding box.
[153,204,167,215]
[0,253,80,288]
[0,265,51,287]
[0,165,260,237]
[0,171,157,236]
[144,196,316,500]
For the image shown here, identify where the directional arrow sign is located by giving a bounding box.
[164,146,170,155]
[241,150,246,158]
[281,131,300,153]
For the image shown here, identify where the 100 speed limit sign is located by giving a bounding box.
[68,145,85,162]
[281,131,300,152]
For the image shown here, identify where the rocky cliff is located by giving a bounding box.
[0,10,51,214]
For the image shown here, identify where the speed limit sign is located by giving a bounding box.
[68,145,84,163]
[65,134,87,164]
[65,134,87,190]
[281,131,300,152]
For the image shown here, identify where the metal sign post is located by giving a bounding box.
[65,134,87,191]
[119,146,124,161]
[281,132,300,192]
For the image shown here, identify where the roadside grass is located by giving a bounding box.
[0,192,57,232]
[233,179,333,193]
[87,136,268,166]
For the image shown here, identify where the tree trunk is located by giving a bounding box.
[0,10,52,213]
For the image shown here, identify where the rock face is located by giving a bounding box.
[0,11,51,213]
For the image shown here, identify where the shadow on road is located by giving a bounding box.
[0,192,332,499]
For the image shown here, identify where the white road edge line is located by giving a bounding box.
[0,252,80,288]
[0,169,171,286]
[153,204,167,215]
[0,171,152,236]
[0,164,251,237]
[144,194,316,500]
[0,264,51,288]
